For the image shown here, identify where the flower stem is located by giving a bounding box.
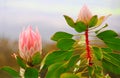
[85,28,92,66]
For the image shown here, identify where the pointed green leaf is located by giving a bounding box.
[102,37,120,51]
[67,55,80,69]
[32,52,41,65]
[0,66,20,78]
[97,30,120,51]
[95,24,108,34]
[60,73,79,78]
[46,62,67,78]
[97,30,118,39]
[74,21,87,33]
[64,15,75,28]
[103,53,120,74]
[103,59,120,75]
[57,39,75,50]
[88,66,94,77]
[51,31,73,41]
[89,15,98,27]
[43,50,73,67]
[104,53,120,66]
[94,66,103,78]
[93,47,103,60]
[16,56,26,69]
[24,68,39,78]
[101,48,112,53]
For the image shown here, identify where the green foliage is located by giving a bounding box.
[74,21,87,33]
[101,48,112,53]
[24,68,39,78]
[88,66,94,77]
[32,52,41,65]
[16,56,26,69]
[64,15,87,33]
[0,66,20,78]
[3,9,120,78]
[46,55,80,78]
[102,38,120,51]
[95,24,108,34]
[89,15,98,27]
[67,55,80,69]
[97,30,118,38]
[42,50,73,67]
[103,53,120,74]
[94,66,103,78]
[57,39,75,50]
[64,15,75,28]
[60,73,79,78]
[97,30,120,51]
[93,47,103,61]
[46,62,67,78]
[51,31,73,41]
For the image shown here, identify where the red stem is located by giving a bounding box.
[85,28,92,66]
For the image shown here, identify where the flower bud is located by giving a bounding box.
[77,5,92,25]
[77,5,110,26]
[19,26,42,61]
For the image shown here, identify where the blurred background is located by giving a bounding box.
[0,0,120,78]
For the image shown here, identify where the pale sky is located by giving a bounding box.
[0,0,120,41]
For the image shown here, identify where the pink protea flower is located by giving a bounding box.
[77,5,111,26]
[19,26,42,61]
[77,5,92,25]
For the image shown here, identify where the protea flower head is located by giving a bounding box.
[19,26,42,61]
[77,5,92,25]
[77,5,111,26]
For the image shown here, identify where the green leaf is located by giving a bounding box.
[94,66,103,77]
[74,21,87,33]
[46,62,67,78]
[64,15,75,28]
[97,30,120,51]
[16,56,26,69]
[57,39,75,50]
[0,66,20,78]
[24,68,39,78]
[88,66,94,77]
[97,30,118,39]
[43,50,73,67]
[103,53,120,74]
[101,48,112,53]
[51,31,73,41]
[95,24,108,34]
[32,52,41,65]
[102,37,120,51]
[103,59,120,75]
[104,53,120,66]
[89,15,98,27]
[67,55,80,69]
[60,73,79,78]
[93,47,103,60]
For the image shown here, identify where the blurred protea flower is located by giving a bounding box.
[77,5,111,26]
[19,26,42,61]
